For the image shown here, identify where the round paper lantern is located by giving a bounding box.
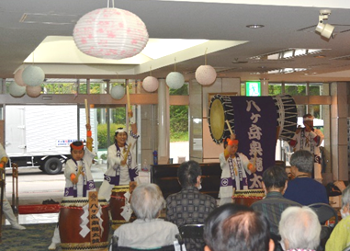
[26,85,42,98]
[110,85,125,100]
[9,82,26,97]
[166,72,184,89]
[195,65,217,86]
[142,76,159,92]
[14,68,26,86]
[73,8,149,60]
[22,65,45,86]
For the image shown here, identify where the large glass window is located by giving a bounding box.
[285,83,307,95]
[268,83,282,95]
[43,78,77,94]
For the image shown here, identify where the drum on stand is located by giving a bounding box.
[208,95,235,144]
[59,197,109,251]
[272,94,298,141]
[109,185,133,230]
[233,189,265,207]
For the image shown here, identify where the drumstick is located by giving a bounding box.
[225,120,234,135]
[123,142,133,162]
[126,80,132,118]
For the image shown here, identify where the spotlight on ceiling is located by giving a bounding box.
[315,9,334,39]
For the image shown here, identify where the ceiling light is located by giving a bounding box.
[315,10,334,39]
[246,24,264,29]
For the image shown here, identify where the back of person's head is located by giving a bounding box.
[342,185,350,208]
[70,141,84,152]
[177,160,202,188]
[279,206,321,250]
[290,150,313,173]
[262,165,288,191]
[130,183,165,220]
[204,204,272,251]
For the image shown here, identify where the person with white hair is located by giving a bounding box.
[289,114,324,182]
[279,206,321,251]
[98,123,139,201]
[112,183,179,249]
[325,185,350,251]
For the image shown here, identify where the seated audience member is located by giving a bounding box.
[203,203,275,251]
[251,165,301,235]
[283,150,329,205]
[166,160,216,251]
[113,183,179,249]
[279,206,321,251]
[325,185,350,251]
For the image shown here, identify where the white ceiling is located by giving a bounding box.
[2,0,350,82]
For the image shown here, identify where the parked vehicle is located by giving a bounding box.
[5,105,96,174]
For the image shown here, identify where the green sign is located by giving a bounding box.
[246,81,261,96]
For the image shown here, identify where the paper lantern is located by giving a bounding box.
[14,68,26,86]
[26,85,42,98]
[195,65,217,86]
[22,66,45,86]
[73,8,149,60]
[142,76,159,92]
[9,82,26,97]
[110,85,125,100]
[166,72,184,89]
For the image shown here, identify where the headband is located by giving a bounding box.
[70,143,84,150]
[227,138,239,145]
[303,116,314,122]
[115,128,127,134]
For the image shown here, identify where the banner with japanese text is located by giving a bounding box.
[229,96,277,189]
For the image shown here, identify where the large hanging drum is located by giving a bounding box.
[208,95,235,144]
[272,95,298,141]
[59,197,109,251]
[208,94,297,144]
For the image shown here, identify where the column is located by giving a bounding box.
[158,79,170,163]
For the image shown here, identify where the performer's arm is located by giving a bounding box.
[311,128,324,147]
[107,146,121,170]
[289,126,301,147]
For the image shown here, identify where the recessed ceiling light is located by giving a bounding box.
[246,24,264,29]
[314,55,326,58]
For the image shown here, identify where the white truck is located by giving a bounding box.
[5,105,97,174]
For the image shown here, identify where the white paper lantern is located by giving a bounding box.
[22,66,45,86]
[14,68,26,86]
[195,65,217,86]
[73,8,149,60]
[110,85,125,100]
[166,72,185,89]
[142,76,159,92]
[26,85,42,98]
[9,82,26,97]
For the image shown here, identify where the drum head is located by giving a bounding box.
[208,95,234,144]
[210,98,225,142]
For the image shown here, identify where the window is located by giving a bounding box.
[285,83,307,95]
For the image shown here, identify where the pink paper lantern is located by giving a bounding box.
[14,68,26,86]
[26,85,42,98]
[195,65,217,86]
[73,8,149,60]
[142,76,159,92]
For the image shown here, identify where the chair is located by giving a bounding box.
[308,203,339,226]
[308,203,339,251]
[178,223,204,239]
[110,235,183,251]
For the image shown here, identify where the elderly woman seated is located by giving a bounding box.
[325,185,350,251]
[113,183,179,249]
[279,206,321,251]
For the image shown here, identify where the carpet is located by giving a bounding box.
[0,223,112,251]
[1,223,57,251]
